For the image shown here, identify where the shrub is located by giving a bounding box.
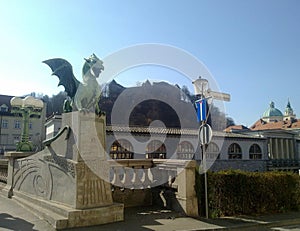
[195,170,300,217]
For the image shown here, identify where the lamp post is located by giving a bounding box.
[10,96,44,152]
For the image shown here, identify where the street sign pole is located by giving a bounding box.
[202,125,209,219]
[198,123,212,219]
[193,76,231,220]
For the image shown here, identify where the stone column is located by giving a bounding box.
[275,138,279,159]
[280,139,284,159]
[290,139,295,159]
[286,139,290,160]
[269,138,273,159]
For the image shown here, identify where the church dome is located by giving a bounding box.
[263,102,283,118]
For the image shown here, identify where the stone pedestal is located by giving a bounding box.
[7,112,124,229]
[153,159,199,217]
[175,161,199,217]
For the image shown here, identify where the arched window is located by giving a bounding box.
[110,139,134,159]
[249,144,262,159]
[228,143,242,159]
[177,141,194,159]
[206,142,220,159]
[146,140,166,159]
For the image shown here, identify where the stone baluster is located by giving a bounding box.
[167,169,176,187]
[132,167,144,189]
[142,168,152,189]
[111,166,123,188]
[122,167,134,189]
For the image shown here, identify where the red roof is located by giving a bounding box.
[250,118,300,131]
[224,125,249,133]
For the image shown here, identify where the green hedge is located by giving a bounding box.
[195,170,300,217]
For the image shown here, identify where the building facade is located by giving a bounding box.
[44,114,62,140]
[45,115,268,172]
[226,100,300,171]
[106,126,268,172]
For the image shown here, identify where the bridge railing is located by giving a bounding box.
[108,159,198,217]
[1,155,198,217]
[0,159,8,183]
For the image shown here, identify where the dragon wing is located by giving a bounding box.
[43,58,80,99]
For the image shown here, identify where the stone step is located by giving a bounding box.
[13,193,69,230]
[13,191,72,217]
[13,191,124,229]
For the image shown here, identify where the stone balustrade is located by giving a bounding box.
[0,159,8,183]
[109,159,154,190]
[108,159,198,217]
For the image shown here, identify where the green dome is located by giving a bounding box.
[263,102,283,118]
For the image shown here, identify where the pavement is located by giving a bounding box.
[2,183,300,231]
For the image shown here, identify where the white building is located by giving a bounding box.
[44,114,62,140]
[45,115,268,172]
[226,100,300,171]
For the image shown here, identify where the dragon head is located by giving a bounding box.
[82,53,104,78]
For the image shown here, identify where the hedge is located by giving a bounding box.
[195,170,300,217]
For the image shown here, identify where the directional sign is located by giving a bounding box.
[192,77,231,102]
[206,89,231,102]
[199,124,213,145]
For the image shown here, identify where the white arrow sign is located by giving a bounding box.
[206,89,231,102]
[192,77,231,102]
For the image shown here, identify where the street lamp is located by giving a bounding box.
[10,96,44,152]
[192,77,209,97]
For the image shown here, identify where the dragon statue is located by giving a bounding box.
[43,54,104,115]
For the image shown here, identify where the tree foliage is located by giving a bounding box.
[37,80,235,130]
[39,91,67,117]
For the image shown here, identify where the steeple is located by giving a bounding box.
[284,99,296,121]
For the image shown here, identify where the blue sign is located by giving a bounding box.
[195,99,207,122]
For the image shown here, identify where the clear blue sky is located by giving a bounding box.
[0,0,299,126]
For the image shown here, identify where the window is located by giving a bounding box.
[29,121,33,130]
[14,120,21,129]
[1,119,8,129]
[249,144,262,159]
[228,143,242,159]
[110,139,134,159]
[13,135,20,144]
[177,141,194,159]
[146,140,166,159]
[0,104,8,112]
[206,142,220,159]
